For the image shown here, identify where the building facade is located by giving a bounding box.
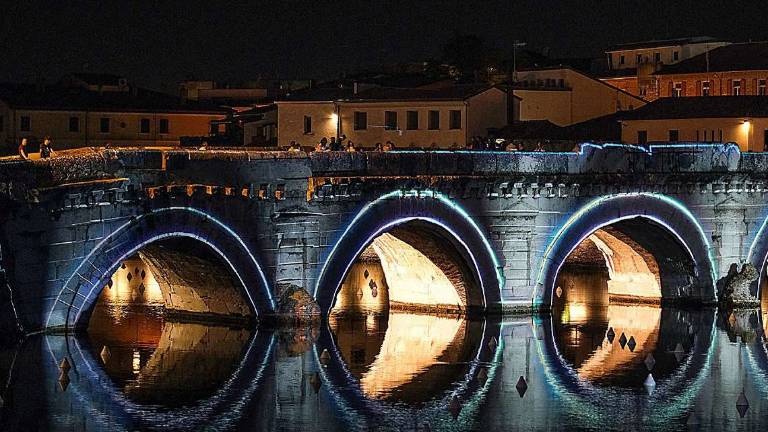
[600,37,730,101]
[275,85,507,148]
[654,42,768,98]
[620,96,768,152]
[0,76,227,152]
[514,67,646,126]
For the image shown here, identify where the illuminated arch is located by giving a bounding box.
[313,190,503,316]
[535,193,717,308]
[46,207,275,330]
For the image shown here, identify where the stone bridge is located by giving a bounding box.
[1,143,768,333]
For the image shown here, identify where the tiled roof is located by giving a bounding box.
[622,96,768,120]
[656,42,768,74]
[607,36,725,52]
[0,83,228,114]
[280,84,498,103]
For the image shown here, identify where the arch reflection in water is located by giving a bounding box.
[330,312,483,403]
[87,302,252,407]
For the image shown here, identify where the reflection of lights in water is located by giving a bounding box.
[101,257,164,321]
[132,350,141,375]
[585,230,661,301]
[573,304,661,381]
[359,312,463,399]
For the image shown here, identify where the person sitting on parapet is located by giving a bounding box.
[40,136,54,159]
[346,141,356,152]
[374,142,383,152]
[18,138,29,160]
[319,137,328,151]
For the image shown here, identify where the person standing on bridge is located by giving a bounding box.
[18,138,29,160]
[40,136,54,159]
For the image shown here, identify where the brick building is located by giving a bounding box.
[655,42,768,98]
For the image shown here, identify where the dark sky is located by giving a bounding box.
[2,0,768,91]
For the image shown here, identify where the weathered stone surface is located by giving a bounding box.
[4,145,768,331]
[720,264,759,308]
[275,284,321,325]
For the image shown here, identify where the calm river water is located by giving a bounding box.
[1,276,768,431]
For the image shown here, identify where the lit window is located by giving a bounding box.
[732,80,742,96]
[759,79,766,96]
[384,111,397,130]
[20,116,31,132]
[354,111,367,130]
[159,119,169,134]
[303,116,312,134]
[139,118,150,134]
[672,82,683,97]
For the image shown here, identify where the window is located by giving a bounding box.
[0,115,4,132]
[303,116,312,134]
[20,116,30,132]
[669,129,679,142]
[619,55,625,65]
[159,119,169,134]
[637,130,648,145]
[140,118,150,134]
[99,117,110,133]
[654,52,661,62]
[636,54,642,64]
[449,110,462,130]
[732,80,742,96]
[673,51,679,61]
[672,82,683,97]
[764,130,768,151]
[760,79,767,96]
[384,111,397,130]
[67,116,79,133]
[557,78,565,88]
[406,110,419,130]
[719,129,723,142]
[702,81,711,96]
[428,110,440,130]
[353,111,367,130]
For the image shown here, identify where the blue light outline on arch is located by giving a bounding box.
[313,189,504,306]
[46,206,274,328]
[534,192,718,307]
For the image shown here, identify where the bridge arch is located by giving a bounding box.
[535,193,717,308]
[46,207,275,330]
[746,214,768,299]
[314,190,503,316]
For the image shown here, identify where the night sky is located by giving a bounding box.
[2,0,768,91]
